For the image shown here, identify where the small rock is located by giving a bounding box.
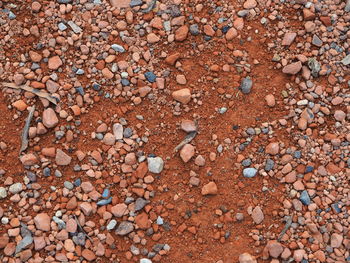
[201,182,218,195]
[180,144,195,163]
[147,157,164,174]
[239,253,257,263]
[48,56,63,70]
[251,206,264,224]
[34,213,51,231]
[172,88,191,104]
[42,108,58,128]
[243,168,257,178]
[282,61,302,75]
[56,149,72,166]
[240,77,253,94]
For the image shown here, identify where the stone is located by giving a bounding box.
[282,32,296,46]
[180,144,195,163]
[243,0,257,9]
[20,153,38,166]
[265,94,276,107]
[175,25,189,41]
[111,203,128,217]
[251,206,264,224]
[80,202,93,216]
[330,233,343,248]
[0,187,7,199]
[240,77,253,94]
[9,183,22,194]
[115,221,134,236]
[56,149,72,166]
[82,249,96,261]
[265,142,279,155]
[12,100,27,111]
[239,253,257,263]
[282,61,302,75]
[293,249,305,262]
[147,157,164,173]
[243,168,257,178]
[113,123,123,140]
[264,241,284,258]
[172,88,191,104]
[110,0,130,8]
[201,182,218,195]
[312,34,322,47]
[34,213,51,231]
[181,120,197,132]
[42,108,58,128]
[147,33,160,43]
[48,56,63,70]
[225,27,238,40]
[103,133,116,145]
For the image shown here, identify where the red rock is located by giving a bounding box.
[34,213,51,231]
[282,61,302,75]
[19,249,32,261]
[109,0,130,8]
[251,206,264,224]
[265,94,276,107]
[48,56,62,70]
[203,25,215,36]
[243,0,257,9]
[80,202,93,216]
[181,120,197,132]
[66,196,78,210]
[303,8,315,20]
[42,108,58,128]
[55,149,72,166]
[282,32,296,46]
[239,253,257,263]
[201,182,218,195]
[4,242,16,256]
[264,240,284,258]
[165,53,181,65]
[34,236,46,250]
[20,153,38,166]
[147,33,160,43]
[180,144,195,163]
[175,25,189,41]
[82,249,96,261]
[12,100,28,111]
[225,27,238,40]
[172,88,191,104]
[66,218,77,233]
[0,235,9,248]
[111,203,128,217]
[265,142,279,155]
[135,212,150,229]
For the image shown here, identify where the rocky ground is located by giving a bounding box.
[0,0,349,262]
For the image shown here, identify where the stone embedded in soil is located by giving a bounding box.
[147,157,164,174]
[82,249,96,261]
[172,88,191,104]
[180,144,195,163]
[251,206,264,224]
[34,213,51,231]
[201,182,218,195]
[42,108,59,128]
[282,61,302,75]
[113,123,123,140]
[55,149,72,166]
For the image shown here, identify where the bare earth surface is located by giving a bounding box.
[0,0,349,263]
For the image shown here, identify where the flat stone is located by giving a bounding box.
[282,61,302,75]
[251,206,264,224]
[48,56,62,70]
[172,88,191,104]
[110,0,130,8]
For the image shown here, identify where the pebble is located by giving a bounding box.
[251,206,264,224]
[282,61,302,75]
[239,253,257,263]
[172,88,192,104]
[147,157,164,174]
[240,77,253,94]
[180,144,195,163]
[201,182,218,195]
[55,149,72,166]
[243,168,257,178]
[42,108,59,128]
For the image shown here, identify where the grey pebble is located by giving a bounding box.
[240,77,253,94]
